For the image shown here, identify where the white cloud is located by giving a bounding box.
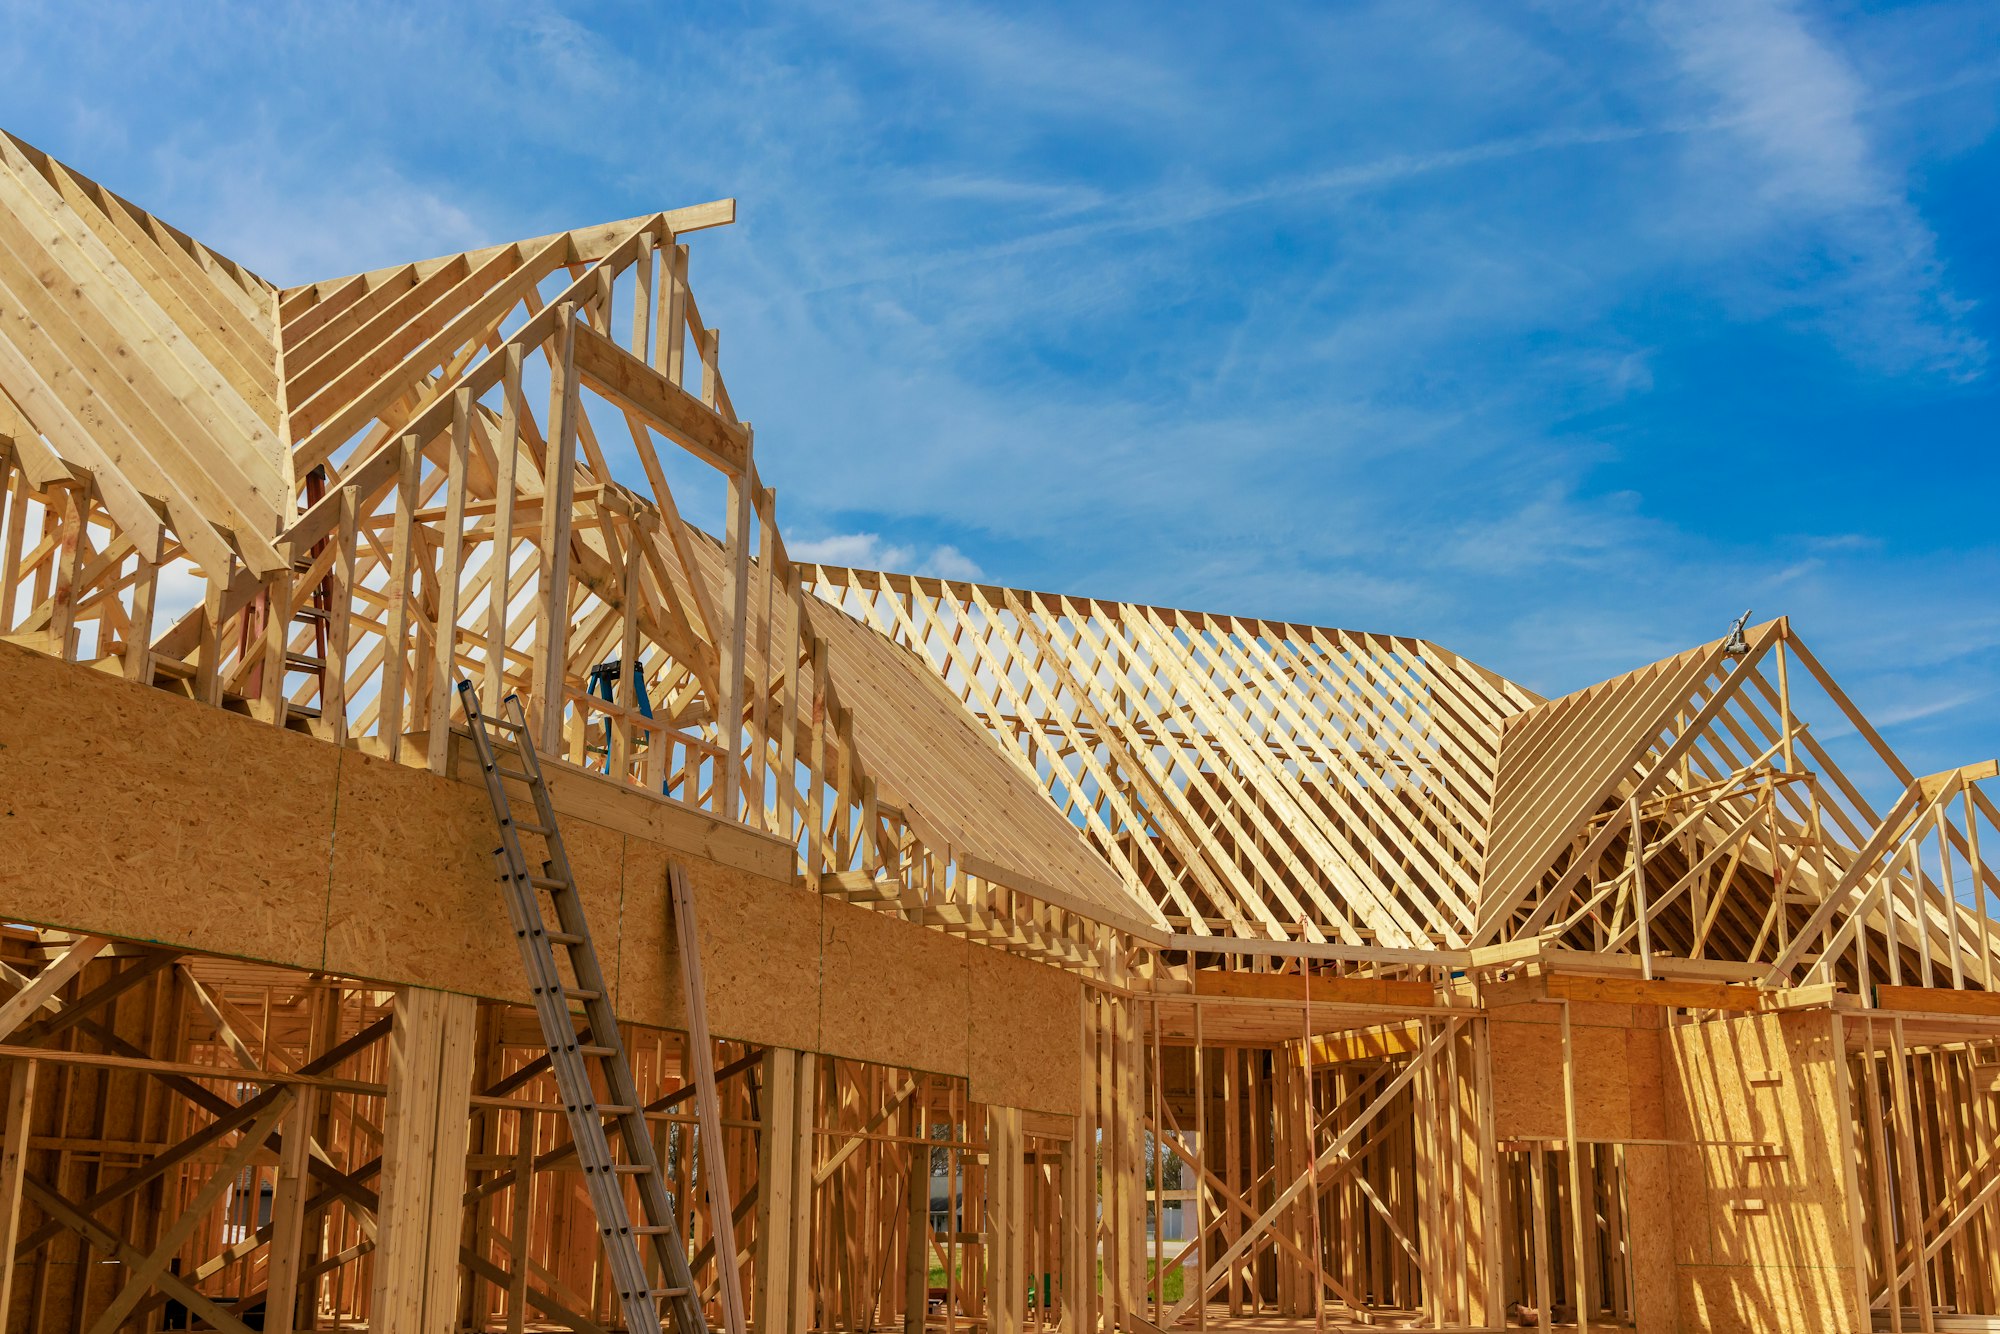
[926,544,985,580]
[1873,687,1986,729]
[151,560,209,632]
[789,532,984,581]
[1765,558,1823,587]
[1441,496,1627,576]
[1650,0,1987,379]
[2,0,1993,777]
[810,0,1184,123]
[190,160,487,287]
[1806,533,1884,553]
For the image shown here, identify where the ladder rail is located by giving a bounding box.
[500,692,696,1306]
[458,681,708,1333]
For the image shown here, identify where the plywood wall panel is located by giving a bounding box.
[1674,1264,1851,1334]
[1488,1014,1565,1139]
[616,845,823,1054]
[818,899,969,1078]
[614,837,688,1032]
[321,749,527,1004]
[1664,1010,1860,1334]
[694,865,822,1054]
[1626,1020,1667,1140]
[0,642,335,966]
[490,753,794,884]
[568,819,629,1003]
[1571,1022,1636,1137]
[967,947,1081,1116]
[1623,1143,1681,1330]
[1487,1005,1642,1143]
[0,646,1090,1110]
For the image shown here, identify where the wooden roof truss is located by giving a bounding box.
[0,128,1153,981]
[1475,619,2000,991]
[2,124,1995,997]
[801,567,1538,950]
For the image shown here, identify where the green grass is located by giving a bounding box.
[1144,1261,1187,1304]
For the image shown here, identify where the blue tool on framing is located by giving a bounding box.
[584,661,654,775]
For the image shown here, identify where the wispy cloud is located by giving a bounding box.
[159,148,487,284]
[1651,0,1988,378]
[790,532,984,581]
[1873,687,1987,729]
[808,0,1186,122]
[2,0,1993,776]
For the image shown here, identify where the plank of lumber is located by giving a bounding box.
[571,321,747,475]
[1543,973,1766,1012]
[1872,985,2000,1019]
[0,936,109,1040]
[1308,1022,1429,1065]
[0,1058,35,1321]
[669,860,747,1334]
[285,200,736,304]
[1192,971,1436,1007]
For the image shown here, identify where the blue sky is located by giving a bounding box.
[3,0,1997,781]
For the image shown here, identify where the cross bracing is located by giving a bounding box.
[0,124,1999,1332]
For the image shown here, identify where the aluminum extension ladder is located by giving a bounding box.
[456,681,709,1334]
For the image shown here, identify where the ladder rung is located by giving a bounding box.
[453,724,525,757]
[295,606,330,622]
[459,690,700,1319]
[285,651,325,670]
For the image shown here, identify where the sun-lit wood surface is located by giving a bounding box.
[1,123,1998,1332]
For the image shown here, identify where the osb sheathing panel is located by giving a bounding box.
[1665,1010,1859,1334]
[0,643,336,966]
[1673,1266,1851,1334]
[818,899,970,1076]
[611,837,681,1027]
[618,845,823,1055]
[0,646,1083,1111]
[1626,1016,1668,1139]
[692,866,820,1053]
[322,748,526,1004]
[967,946,1081,1117]
[462,747,795,884]
[1486,1002,1659,1142]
